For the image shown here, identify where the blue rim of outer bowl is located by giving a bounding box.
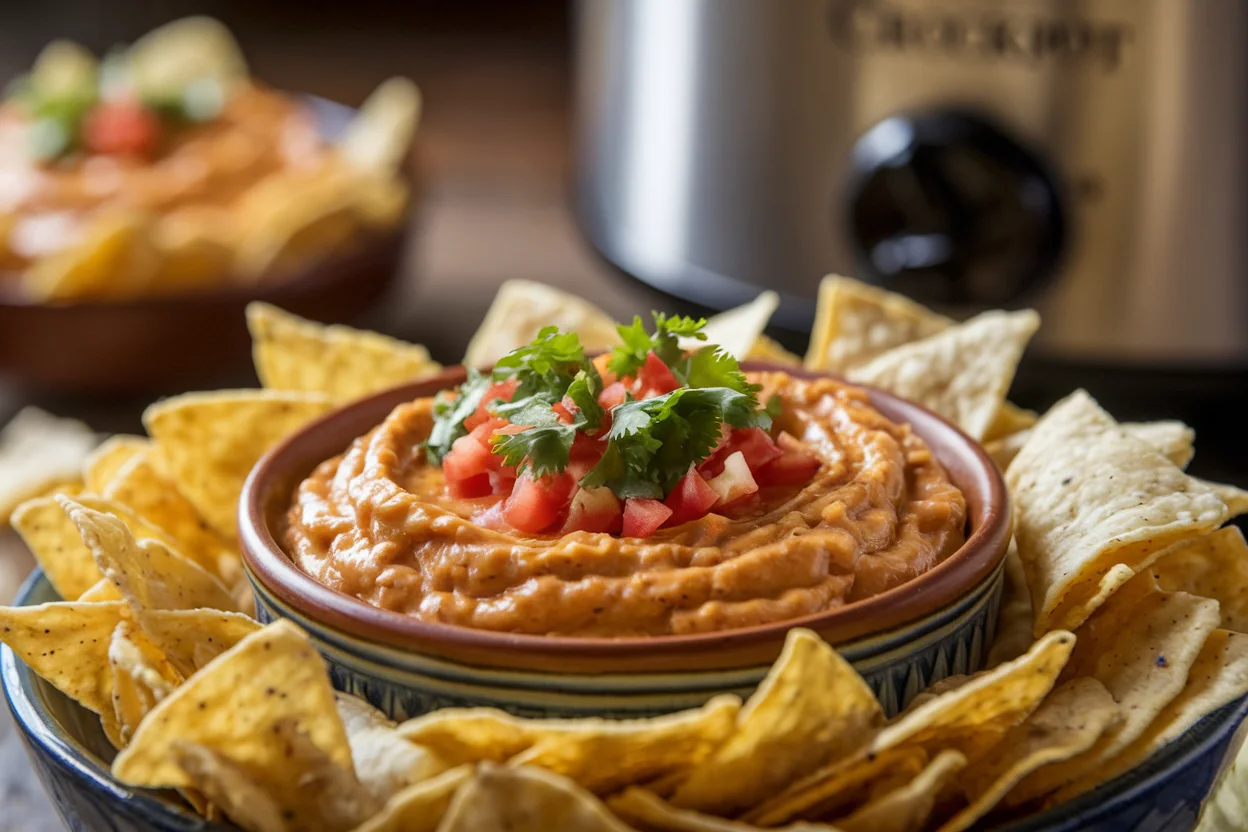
[3,568,1248,830]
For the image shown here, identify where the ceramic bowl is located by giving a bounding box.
[240,363,1012,720]
[5,569,1248,832]
[0,96,410,394]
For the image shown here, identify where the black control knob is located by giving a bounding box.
[844,111,1066,307]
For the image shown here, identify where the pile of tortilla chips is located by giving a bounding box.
[3,275,1248,831]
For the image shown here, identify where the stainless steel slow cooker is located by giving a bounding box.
[574,0,1247,368]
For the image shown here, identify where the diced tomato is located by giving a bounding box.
[755,433,821,486]
[443,434,494,485]
[622,498,673,539]
[561,487,623,534]
[448,473,492,499]
[638,352,680,395]
[597,381,629,412]
[730,428,784,471]
[552,401,574,424]
[463,380,520,431]
[468,418,508,447]
[82,99,161,157]
[663,469,720,527]
[706,451,759,505]
[503,471,575,534]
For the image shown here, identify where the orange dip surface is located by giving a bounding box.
[284,372,967,637]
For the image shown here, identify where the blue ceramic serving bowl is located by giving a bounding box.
[5,570,1248,832]
[239,364,1012,722]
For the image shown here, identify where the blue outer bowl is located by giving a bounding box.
[6,569,1248,832]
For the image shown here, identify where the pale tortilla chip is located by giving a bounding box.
[1006,579,1221,805]
[351,765,474,832]
[437,764,634,832]
[1152,527,1248,633]
[669,629,884,816]
[1008,390,1228,634]
[82,435,149,493]
[804,275,951,373]
[0,407,96,524]
[462,280,622,368]
[838,750,966,832]
[112,620,351,788]
[62,497,240,615]
[992,419,1195,474]
[846,310,1039,441]
[609,787,839,831]
[987,542,1035,668]
[687,292,780,361]
[0,601,124,715]
[137,608,260,678]
[939,678,1118,831]
[247,302,440,402]
[508,695,739,796]
[339,77,422,176]
[109,619,183,746]
[142,390,334,537]
[336,693,446,804]
[102,449,238,581]
[1200,478,1248,518]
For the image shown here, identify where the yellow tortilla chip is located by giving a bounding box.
[82,435,149,494]
[670,629,884,816]
[351,765,474,832]
[838,750,966,832]
[463,280,621,369]
[437,764,634,832]
[78,578,122,602]
[1006,579,1221,805]
[142,389,334,537]
[102,449,238,581]
[939,678,1118,831]
[109,619,183,747]
[0,601,125,716]
[336,693,446,804]
[234,168,361,279]
[0,407,96,524]
[62,497,240,615]
[750,336,802,367]
[872,630,1075,761]
[1008,390,1228,634]
[846,310,1040,441]
[609,787,839,831]
[506,695,739,795]
[1152,527,1248,633]
[150,211,236,295]
[137,608,260,678]
[112,620,352,788]
[12,496,104,600]
[247,302,440,402]
[986,542,1035,668]
[804,275,951,373]
[744,746,928,827]
[983,402,1038,443]
[24,209,160,301]
[690,292,781,361]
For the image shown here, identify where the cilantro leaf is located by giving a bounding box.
[679,346,758,396]
[493,325,589,400]
[424,369,491,464]
[565,367,605,431]
[607,312,708,378]
[492,424,578,477]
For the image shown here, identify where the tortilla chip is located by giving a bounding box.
[102,450,238,581]
[1007,390,1228,634]
[0,601,125,715]
[983,402,1038,443]
[109,619,183,746]
[247,302,440,402]
[173,719,377,832]
[62,497,240,615]
[437,764,634,832]
[872,630,1075,762]
[689,292,780,361]
[339,76,422,176]
[804,275,951,373]
[1006,579,1221,805]
[1152,527,1248,633]
[462,280,622,369]
[609,786,838,831]
[1123,420,1196,469]
[846,310,1040,441]
[985,430,1031,472]
[82,435,150,493]
[78,578,122,602]
[142,389,334,537]
[1200,478,1248,518]
[669,629,884,816]
[749,336,803,367]
[234,169,361,279]
[939,678,1118,831]
[506,695,739,795]
[0,407,96,524]
[24,209,160,301]
[351,765,474,832]
[12,496,104,600]
[112,620,352,788]
[837,750,967,832]
[136,608,260,678]
[987,543,1035,668]
[336,693,446,804]
[397,707,543,765]
[743,746,928,827]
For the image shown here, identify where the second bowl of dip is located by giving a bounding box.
[239,363,1010,720]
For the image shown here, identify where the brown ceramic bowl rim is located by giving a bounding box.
[240,363,1011,670]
